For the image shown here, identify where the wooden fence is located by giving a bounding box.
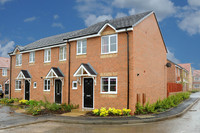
[167,83,183,97]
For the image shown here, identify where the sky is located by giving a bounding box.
[0,0,200,69]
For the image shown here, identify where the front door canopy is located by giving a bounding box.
[73,63,97,77]
[46,67,64,79]
[17,70,31,80]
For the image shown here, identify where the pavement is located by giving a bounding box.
[0,92,199,129]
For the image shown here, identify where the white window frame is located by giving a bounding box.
[33,82,37,88]
[101,34,118,54]
[194,84,200,88]
[29,52,35,63]
[59,46,66,61]
[77,39,87,55]
[101,77,117,94]
[15,80,21,90]
[72,81,77,89]
[44,79,50,91]
[194,77,199,81]
[2,68,7,76]
[44,49,51,63]
[16,54,22,66]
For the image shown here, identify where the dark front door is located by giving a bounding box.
[5,84,9,95]
[84,78,93,108]
[55,79,62,104]
[25,80,30,100]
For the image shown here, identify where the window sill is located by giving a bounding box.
[76,54,87,59]
[43,90,50,92]
[100,92,117,94]
[59,59,66,62]
[100,53,117,58]
[72,88,77,90]
[15,89,21,91]
[44,61,51,63]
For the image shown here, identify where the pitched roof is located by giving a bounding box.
[51,67,64,77]
[167,59,188,72]
[178,63,191,72]
[0,57,10,68]
[11,11,153,53]
[193,70,200,76]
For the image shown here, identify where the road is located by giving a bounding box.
[0,92,200,133]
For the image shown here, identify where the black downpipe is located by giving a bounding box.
[126,30,130,109]
[9,55,12,99]
[67,40,71,104]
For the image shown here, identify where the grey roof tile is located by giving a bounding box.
[16,11,152,52]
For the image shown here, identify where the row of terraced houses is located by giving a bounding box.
[0,11,197,111]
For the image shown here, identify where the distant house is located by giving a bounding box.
[0,57,10,97]
[193,70,200,90]
[9,11,167,111]
[167,59,188,92]
[178,63,193,91]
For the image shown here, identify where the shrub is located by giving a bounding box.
[61,103,72,112]
[99,107,109,117]
[26,105,42,115]
[122,108,131,116]
[47,103,62,112]
[0,98,14,104]
[19,100,28,105]
[92,109,100,116]
[135,92,190,115]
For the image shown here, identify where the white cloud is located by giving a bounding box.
[112,0,176,21]
[116,12,127,18]
[167,49,181,64]
[53,14,59,19]
[0,0,11,5]
[85,14,113,27]
[0,40,15,57]
[24,17,36,22]
[129,8,136,15]
[51,22,65,29]
[188,0,200,7]
[178,11,200,35]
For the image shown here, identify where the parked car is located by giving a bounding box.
[0,89,4,98]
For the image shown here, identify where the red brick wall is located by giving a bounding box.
[167,61,176,83]
[130,13,167,111]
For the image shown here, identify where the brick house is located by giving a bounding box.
[167,59,188,91]
[9,11,167,111]
[193,70,200,90]
[0,57,10,97]
[178,63,193,91]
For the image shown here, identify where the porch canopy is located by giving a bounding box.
[46,67,64,79]
[46,67,65,85]
[16,70,32,83]
[73,63,97,85]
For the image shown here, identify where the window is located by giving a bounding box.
[2,68,7,76]
[77,40,87,55]
[101,77,117,94]
[72,81,77,89]
[16,54,22,66]
[0,84,2,90]
[194,77,199,81]
[29,52,35,63]
[194,84,200,88]
[15,80,21,90]
[101,34,117,54]
[44,79,50,91]
[33,82,37,88]
[59,46,66,61]
[44,49,51,62]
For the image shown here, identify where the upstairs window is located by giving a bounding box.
[29,52,35,63]
[44,79,50,91]
[15,80,21,90]
[2,68,7,76]
[59,46,66,61]
[195,77,199,81]
[77,40,87,55]
[44,49,51,63]
[101,34,117,54]
[16,54,22,66]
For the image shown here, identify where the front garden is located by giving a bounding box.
[0,92,191,117]
[0,98,78,116]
